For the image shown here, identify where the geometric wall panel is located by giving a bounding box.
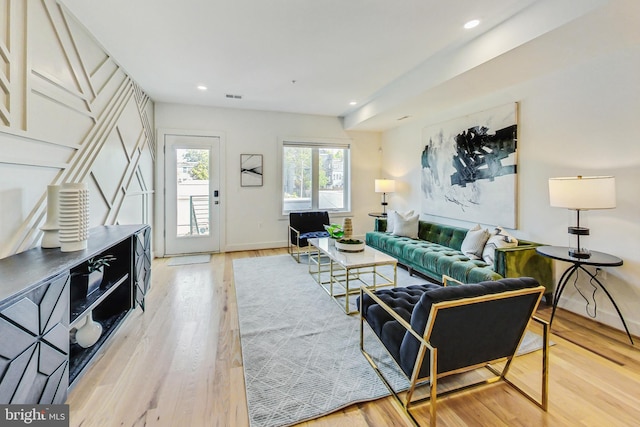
[0,272,69,404]
[92,128,131,204]
[118,102,145,158]
[117,194,145,225]
[0,0,154,257]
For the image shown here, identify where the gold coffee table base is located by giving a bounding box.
[308,237,397,314]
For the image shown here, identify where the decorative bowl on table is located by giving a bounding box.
[335,238,365,252]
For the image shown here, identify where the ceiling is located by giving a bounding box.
[59,0,609,131]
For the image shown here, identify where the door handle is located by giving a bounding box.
[214,190,219,197]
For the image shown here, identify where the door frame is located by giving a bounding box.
[155,128,226,257]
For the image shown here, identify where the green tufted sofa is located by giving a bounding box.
[365,218,553,303]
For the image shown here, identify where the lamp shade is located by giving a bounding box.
[548,176,616,210]
[375,179,396,193]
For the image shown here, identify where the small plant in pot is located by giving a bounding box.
[71,254,116,301]
[324,224,344,239]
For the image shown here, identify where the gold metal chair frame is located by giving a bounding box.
[288,225,315,263]
[359,284,549,426]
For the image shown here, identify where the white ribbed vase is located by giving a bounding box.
[40,185,61,248]
[59,183,90,252]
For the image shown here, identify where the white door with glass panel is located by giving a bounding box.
[165,134,220,255]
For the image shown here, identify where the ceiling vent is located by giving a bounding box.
[225,94,242,99]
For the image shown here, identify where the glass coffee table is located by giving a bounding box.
[308,237,397,314]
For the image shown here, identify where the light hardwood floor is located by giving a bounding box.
[67,249,640,426]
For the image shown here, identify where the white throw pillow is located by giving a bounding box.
[391,211,419,239]
[386,210,414,233]
[461,224,490,260]
[482,227,519,266]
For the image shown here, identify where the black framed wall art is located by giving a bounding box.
[241,154,263,187]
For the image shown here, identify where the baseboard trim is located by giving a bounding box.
[224,241,287,252]
[558,297,639,339]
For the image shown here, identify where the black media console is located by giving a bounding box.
[0,225,151,404]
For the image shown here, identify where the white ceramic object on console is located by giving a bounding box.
[40,185,61,248]
[59,183,90,252]
[75,311,102,348]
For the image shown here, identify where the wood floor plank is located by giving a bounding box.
[67,249,640,426]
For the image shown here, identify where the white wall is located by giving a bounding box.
[0,0,154,258]
[380,2,640,336]
[154,104,381,254]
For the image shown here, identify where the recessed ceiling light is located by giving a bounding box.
[197,85,207,91]
[349,101,357,106]
[464,19,480,29]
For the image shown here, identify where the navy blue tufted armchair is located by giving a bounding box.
[288,211,331,262]
[358,276,549,426]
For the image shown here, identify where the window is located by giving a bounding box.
[282,140,350,213]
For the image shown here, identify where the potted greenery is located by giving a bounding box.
[71,254,116,301]
[324,224,345,239]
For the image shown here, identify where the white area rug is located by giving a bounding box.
[233,255,547,427]
[167,254,211,266]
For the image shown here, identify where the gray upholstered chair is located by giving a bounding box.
[288,211,331,262]
[358,276,549,426]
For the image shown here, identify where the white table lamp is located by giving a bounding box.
[375,179,396,216]
[548,175,616,259]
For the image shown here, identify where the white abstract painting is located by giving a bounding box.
[421,103,518,228]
